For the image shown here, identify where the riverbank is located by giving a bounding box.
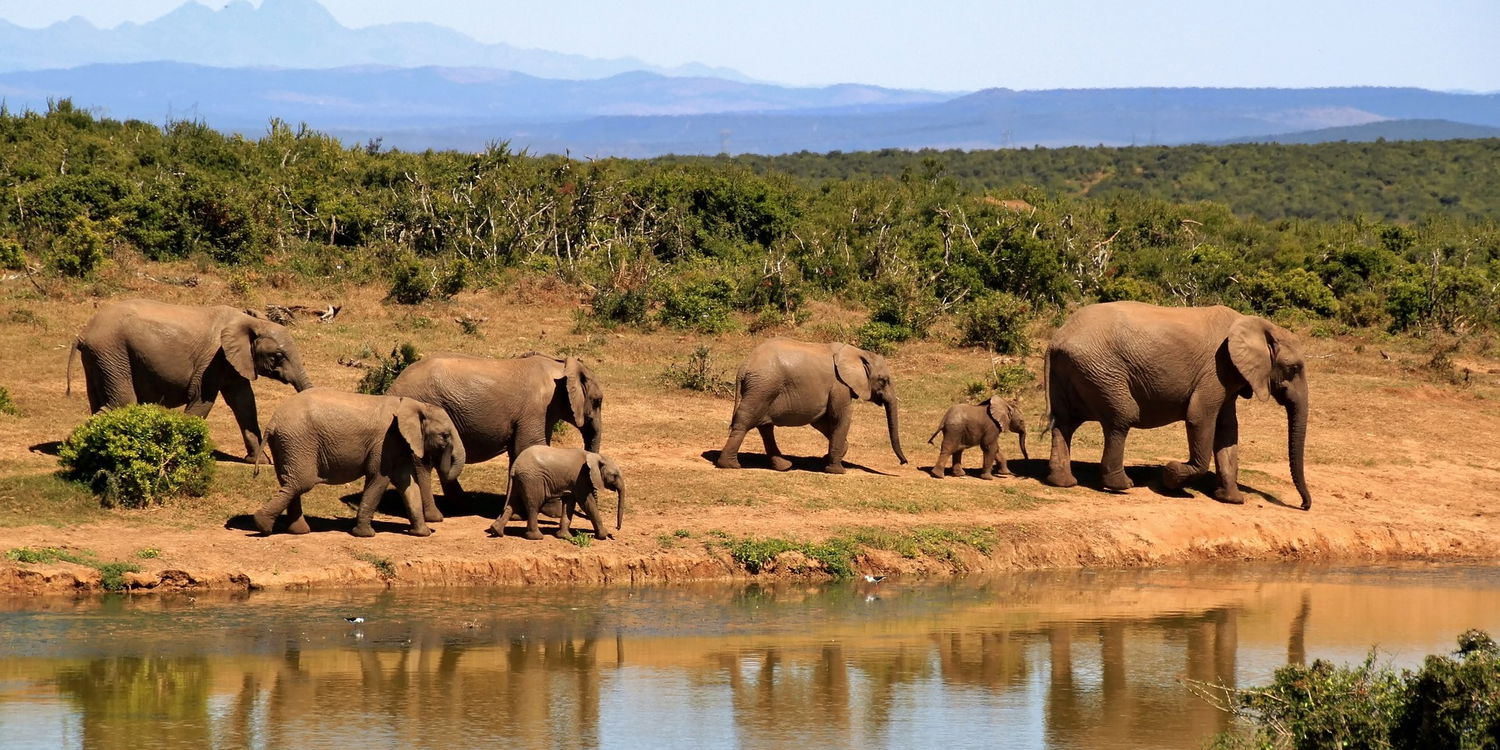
[3,269,1498,594]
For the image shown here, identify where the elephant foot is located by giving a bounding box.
[768,455,793,472]
[995,467,1012,477]
[407,525,434,537]
[596,530,615,541]
[1161,461,1201,490]
[486,521,506,537]
[1213,487,1245,505]
[928,468,944,479]
[350,523,376,538]
[714,455,741,470]
[524,529,545,541]
[823,461,847,475]
[252,511,278,536]
[948,467,964,477]
[425,510,445,523]
[286,516,310,535]
[1044,469,1078,488]
[1101,470,1134,492]
[978,473,994,481]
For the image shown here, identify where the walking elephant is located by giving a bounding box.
[68,299,312,460]
[715,338,907,473]
[387,352,603,519]
[1044,301,1312,509]
[491,445,624,541]
[253,389,465,537]
[926,396,1029,479]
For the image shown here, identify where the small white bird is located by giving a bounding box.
[344,616,366,624]
[863,575,886,583]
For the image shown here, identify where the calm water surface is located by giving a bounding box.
[1,563,1498,749]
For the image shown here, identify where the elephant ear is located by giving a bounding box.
[985,397,1008,432]
[564,357,588,425]
[395,399,426,461]
[833,345,873,401]
[219,317,259,381]
[584,452,605,497]
[1228,316,1275,401]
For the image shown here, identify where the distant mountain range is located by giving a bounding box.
[0,0,747,81]
[1,1,1498,156]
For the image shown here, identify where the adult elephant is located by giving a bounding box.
[68,299,312,460]
[715,338,907,473]
[386,352,603,519]
[1044,301,1311,509]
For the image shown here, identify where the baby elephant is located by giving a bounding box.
[254,389,465,537]
[927,396,1029,479]
[492,446,625,541]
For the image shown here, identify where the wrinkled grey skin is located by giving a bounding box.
[927,397,1029,479]
[68,299,312,460]
[253,389,465,537]
[716,338,907,474]
[388,352,603,521]
[1044,301,1312,509]
[491,446,625,541]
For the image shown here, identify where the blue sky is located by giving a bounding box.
[0,0,1496,92]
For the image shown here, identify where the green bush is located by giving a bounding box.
[590,285,651,327]
[1211,630,1500,750]
[356,343,421,395]
[658,277,735,333]
[957,291,1035,354]
[387,255,431,305]
[57,405,215,508]
[1241,268,1340,318]
[661,345,734,394]
[49,215,115,278]
[855,320,914,355]
[0,386,18,416]
[0,238,25,270]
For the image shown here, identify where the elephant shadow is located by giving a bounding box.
[919,458,1052,481]
[1058,461,1292,508]
[28,441,61,456]
[340,489,505,520]
[224,513,412,536]
[700,450,892,476]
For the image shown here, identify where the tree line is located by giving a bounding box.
[2,101,1497,353]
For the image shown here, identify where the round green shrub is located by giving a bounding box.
[58,405,215,508]
[957,291,1034,355]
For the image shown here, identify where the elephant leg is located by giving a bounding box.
[254,481,310,535]
[556,494,574,539]
[1211,407,1244,504]
[488,495,516,537]
[1046,420,1080,487]
[413,466,443,523]
[1164,416,1216,491]
[352,475,391,538]
[439,474,466,505]
[758,425,792,472]
[581,493,613,540]
[393,471,433,537]
[221,379,264,462]
[1100,425,1134,491]
[285,493,309,535]
[523,496,545,541]
[983,439,1004,479]
[822,411,851,474]
[929,441,950,479]
[716,408,758,469]
[949,449,966,477]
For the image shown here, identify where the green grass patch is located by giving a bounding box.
[353,552,396,579]
[0,386,19,416]
[5,546,142,591]
[135,547,161,560]
[567,532,593,548]
[0,474,110,527]
[721,524,998,578]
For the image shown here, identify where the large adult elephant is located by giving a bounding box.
[386,352,603,519]
[715,338,907,473]
[68,299,312,460]
[1043,301,1311,509]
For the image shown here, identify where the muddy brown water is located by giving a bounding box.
[1,563,1497,749]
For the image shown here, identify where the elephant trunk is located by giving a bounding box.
[582,418,602,453]
[1017,429,1029,461]
[289,367,312,392]
[614,479,625,531]
[885,400,907,465]
[1286,392,1311,511]
[440,438,466,484]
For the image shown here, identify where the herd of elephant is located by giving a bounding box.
[63,297,1312,542]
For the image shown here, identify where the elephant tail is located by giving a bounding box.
[66,339,79,396]
[1040,346,1054,434]
[252,428,271,478]
[927,423,942,445]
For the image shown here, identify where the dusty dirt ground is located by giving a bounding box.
[2,261,1499,594]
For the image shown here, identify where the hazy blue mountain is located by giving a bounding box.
[1220,119,1500,144]
[0,0,748,81]
[0,63,950,129]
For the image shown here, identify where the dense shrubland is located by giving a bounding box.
[3,102,1498,352]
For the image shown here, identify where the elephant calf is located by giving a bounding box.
[491,446,625,541]
[927,397,1029,479]
[254,389,465,537]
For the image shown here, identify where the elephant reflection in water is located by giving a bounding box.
[57,656,213,750]
[1040,608,1241,748]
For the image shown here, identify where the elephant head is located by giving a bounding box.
[221,315,312,392]
[395,398,466,483]
[562,357,604,452]
[584,451,625,531]
[834,345,908,465]
[1228,317,1311,510]
[984,396,1029,461]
